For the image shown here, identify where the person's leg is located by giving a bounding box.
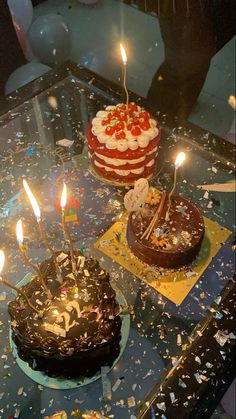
[147,9,215,120]
[210,0,236,51]
[147,0,236,121]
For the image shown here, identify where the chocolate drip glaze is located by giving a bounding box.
[126,195,205,269]
[8,251,121,379]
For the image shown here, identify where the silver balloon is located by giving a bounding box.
[5,62,51,95]
[8,0,33,33]
[28,14,71,66]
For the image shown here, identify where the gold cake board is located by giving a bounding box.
[95,215,231,305]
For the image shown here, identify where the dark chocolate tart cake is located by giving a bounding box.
[126,189,205,269]
[8,251,121,379]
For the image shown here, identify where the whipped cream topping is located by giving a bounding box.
[94,158,155,176]
[94,152,157,167]
[95,152,145,166]
[91,103,159,151]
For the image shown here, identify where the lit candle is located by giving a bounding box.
[165,151,186,221]
[60,183,76,274]
[23,179,62,283]
[120,43,129,111]
[16,219,52,299]
[0,249,43,317]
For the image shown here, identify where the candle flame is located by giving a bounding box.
[120,43,127,64]
[60,183,67,209]
[0,250,5,275]
[23,179,41,220]
[16,219,24,244]
[174,152,186,169]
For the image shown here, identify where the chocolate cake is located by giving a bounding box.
[126,189,205,269]
[86,102,160,183]
[8,251,121,379]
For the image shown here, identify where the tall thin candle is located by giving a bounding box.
[165,152,186,221]
[120,43,129,111]
[23,179,62,283]
[60,183,76,274]
[16,220,52,299]
[0,250,43,317]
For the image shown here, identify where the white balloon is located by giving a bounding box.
[28,14,71,66]
[8,0,33,33]
[5,62,51,95]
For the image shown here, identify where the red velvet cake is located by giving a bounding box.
[86,103,161,183]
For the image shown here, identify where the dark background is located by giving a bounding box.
[0,0,47,96]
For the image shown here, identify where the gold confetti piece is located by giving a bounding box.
[0,293,7,301]
[177,334,182,346]
[214,330,229,346]
[83,269,90,277]
[194,373,202,384]
[17,387,24,395]
[228,95,236,110]
[47,96,58,109]
[127,396,136,408]
[44,412,67,419]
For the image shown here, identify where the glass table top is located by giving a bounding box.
[0,68,235,419]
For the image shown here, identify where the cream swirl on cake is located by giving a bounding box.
[91,104,159,151]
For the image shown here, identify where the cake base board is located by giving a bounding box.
[95,214,231,305]
[9,274,130,389]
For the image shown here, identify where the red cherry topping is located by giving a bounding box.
[101,118,110,126]
[113,110,120,118]
[140,121,150,130]
[105,126,115,135]
[115,121,125,131]
[115,130,126,139]
[126,122,133,131]
[128,103,138,112]
[119,112,126,121]
[139,111,149,119]
[131,117,139,125]
[131,126,141,136]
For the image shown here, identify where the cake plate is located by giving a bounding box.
[9,274,130,390]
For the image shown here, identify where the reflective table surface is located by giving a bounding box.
[0,63,235,419]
